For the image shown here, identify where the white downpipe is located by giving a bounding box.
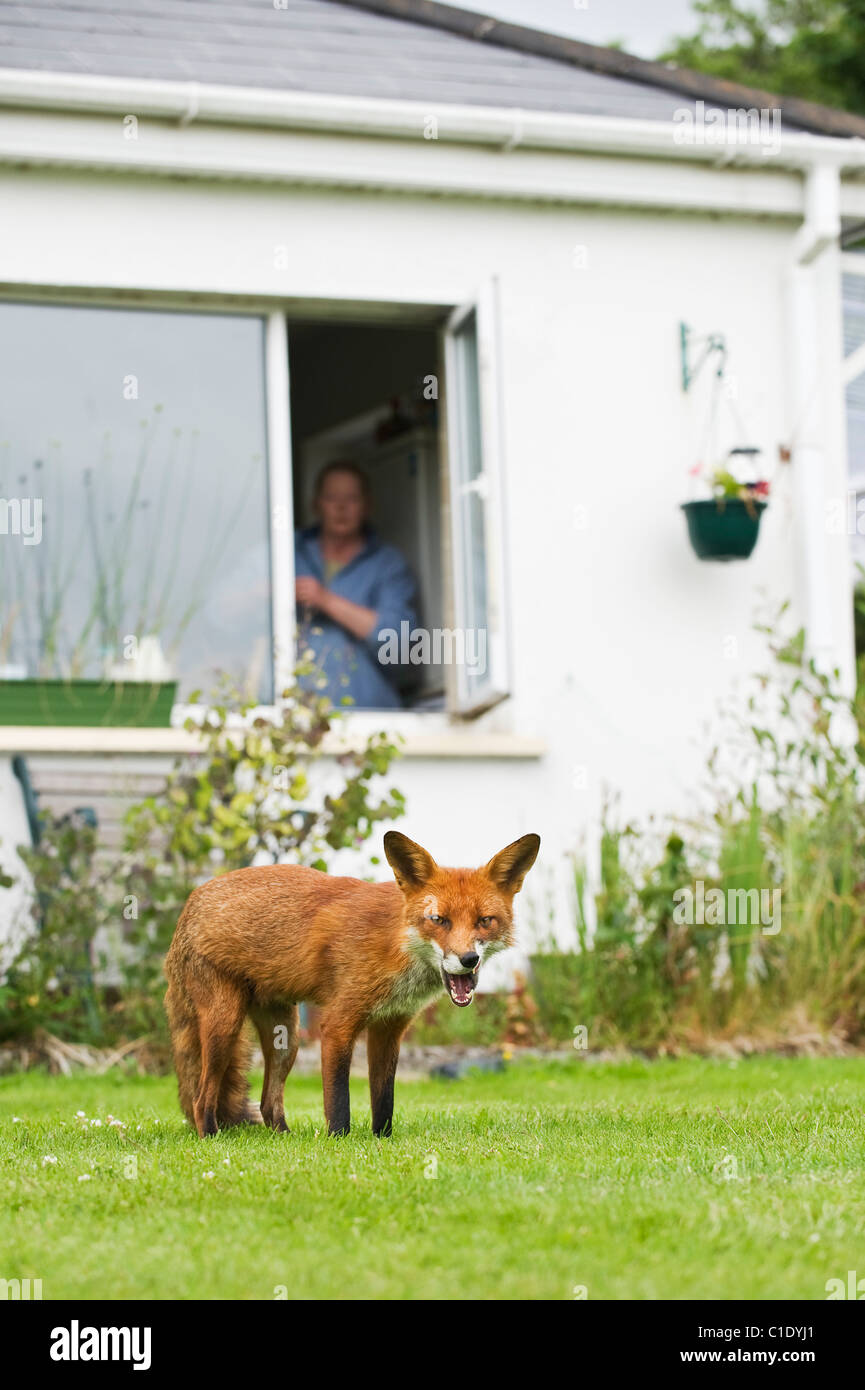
[792,160,843,264]
[789,265,833,662]
[787,159,849,682]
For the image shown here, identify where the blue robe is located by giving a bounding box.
[294,526,418,710]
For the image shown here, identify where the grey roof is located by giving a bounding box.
[0,0,857,136]
[0,0,709,121]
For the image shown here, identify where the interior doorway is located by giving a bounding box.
[288,318,445,708]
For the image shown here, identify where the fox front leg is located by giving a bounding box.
[367,1015,411,1138]
[320,1010,366,1137]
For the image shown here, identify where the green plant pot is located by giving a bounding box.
[681,498,767,562]
[0,679,178,727]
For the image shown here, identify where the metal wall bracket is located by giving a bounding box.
[680,322,727,393]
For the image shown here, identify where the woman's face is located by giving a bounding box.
[316,470,367,540]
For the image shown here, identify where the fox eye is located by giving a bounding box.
[429,913,447,926]
[477,916,493,928]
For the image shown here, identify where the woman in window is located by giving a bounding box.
[294,461,417,709]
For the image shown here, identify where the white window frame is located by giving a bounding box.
[264,311,296,703]
[443,279,511,715]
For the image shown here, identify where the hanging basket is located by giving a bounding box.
[681,498,767,562]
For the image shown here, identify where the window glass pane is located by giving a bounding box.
[0,303,272,703]
[843,271,865,360]
[842,274,865,570]
[452,311,488,673]
[845,395,865,483]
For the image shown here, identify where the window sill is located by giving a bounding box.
[0,725,545,760]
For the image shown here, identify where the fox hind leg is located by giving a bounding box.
[164,982,201,1126]
[191,974,250,1137]
[251,1003,299,1132]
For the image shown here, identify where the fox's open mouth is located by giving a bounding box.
[442,969,478,1007]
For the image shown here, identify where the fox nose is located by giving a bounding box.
[460,951,480,970]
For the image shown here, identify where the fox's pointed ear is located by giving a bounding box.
[384,831,438,892]
[484,833,540,894]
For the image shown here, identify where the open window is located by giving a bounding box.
[0,293,510,726]
[286,295,509,716]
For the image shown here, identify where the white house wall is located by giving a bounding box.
[0,158,850,966]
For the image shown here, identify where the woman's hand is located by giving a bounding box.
[296,575,377,640]
[295,576,327,611]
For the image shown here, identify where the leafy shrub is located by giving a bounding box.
[0,668,405,1044]
[0,813,112,1043]
[536,617,865,1049]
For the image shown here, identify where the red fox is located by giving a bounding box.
[164,830,540,1137]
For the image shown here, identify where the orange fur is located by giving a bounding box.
[164,831,540,1137]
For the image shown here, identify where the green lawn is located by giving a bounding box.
[1,1056,863,1300]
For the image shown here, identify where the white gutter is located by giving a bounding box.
[1,67,865,172]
